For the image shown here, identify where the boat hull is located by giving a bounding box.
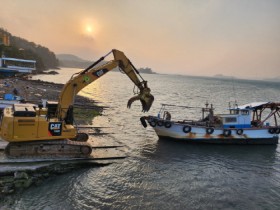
[148,119,279,145]
[157,135,278,144]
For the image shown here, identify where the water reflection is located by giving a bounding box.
[142,138,278,165]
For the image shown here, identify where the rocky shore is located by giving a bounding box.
[0,76,103,123]
[0,77,95,106]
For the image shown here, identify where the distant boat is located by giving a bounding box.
[0,56,36,77]
[141,102,280,145]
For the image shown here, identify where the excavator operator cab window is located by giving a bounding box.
[46,101,58,119]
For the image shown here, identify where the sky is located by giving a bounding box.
[1,0,280,79]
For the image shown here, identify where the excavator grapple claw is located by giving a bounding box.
[127,87,154,112]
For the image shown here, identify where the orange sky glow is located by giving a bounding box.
[1,0,279,79]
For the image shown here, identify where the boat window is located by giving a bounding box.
[230,110,239,115]
[241,110,249,115]
[225,117,237,123]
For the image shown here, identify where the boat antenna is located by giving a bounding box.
[231,77,238,108]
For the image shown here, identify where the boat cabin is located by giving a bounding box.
[219,102,280,129]
[219,108,251,129]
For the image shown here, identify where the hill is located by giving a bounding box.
[0,28,59,72]
[57,54,157,74]
[56,54,92,68]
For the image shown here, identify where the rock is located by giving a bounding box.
[47,71,59,75]
[14,179,32,188]
[14,171,28,180]
[14,180,25,188]
[1,184,14,194]
[0,176,14,186]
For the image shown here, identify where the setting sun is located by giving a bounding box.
[86,25,93,33]
[82,18,99,38]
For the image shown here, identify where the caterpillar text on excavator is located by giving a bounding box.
[0,49,154,158]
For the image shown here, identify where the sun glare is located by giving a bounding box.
[82,18,99,39]
[86,25,92,33]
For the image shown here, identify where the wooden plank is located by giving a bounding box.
[76,125,110,128]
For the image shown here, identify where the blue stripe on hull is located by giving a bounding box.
[158,136,278,145]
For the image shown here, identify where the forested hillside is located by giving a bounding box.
[0,28,58,72]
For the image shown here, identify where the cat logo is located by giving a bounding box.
[93,69,108,77]
[48,122,62,136]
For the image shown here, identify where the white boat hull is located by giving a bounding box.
[147,118,279,145]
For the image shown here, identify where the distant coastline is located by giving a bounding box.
[213,74,235,79]
[57,54,157,74]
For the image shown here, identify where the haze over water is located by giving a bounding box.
[11,69,280,209]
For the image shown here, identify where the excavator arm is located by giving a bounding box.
[57,49,154,121]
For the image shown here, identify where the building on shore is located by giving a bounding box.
[0,31,10,46]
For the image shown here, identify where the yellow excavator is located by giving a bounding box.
[0,49,154,158]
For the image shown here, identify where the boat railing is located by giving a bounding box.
[178,120,209,127]
[159,103,215,124]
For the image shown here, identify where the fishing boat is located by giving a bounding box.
[141,102,280,144]
[0,56,36,77]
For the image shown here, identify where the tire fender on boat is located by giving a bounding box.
[206,127,214,134]
[183,125,192,133]
[157,120,164,126]
[275,128,280,134]
[236,129,243,135]
[164,121,172,128]
[223,129,231,137]
[149,121,157,127]
[268,128,275,134]
[140,117,147,128]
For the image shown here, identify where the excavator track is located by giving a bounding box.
[5,139,92,159]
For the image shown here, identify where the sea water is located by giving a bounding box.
[11,69,280,209]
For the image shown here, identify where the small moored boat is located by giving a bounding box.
[141,102,280,144]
